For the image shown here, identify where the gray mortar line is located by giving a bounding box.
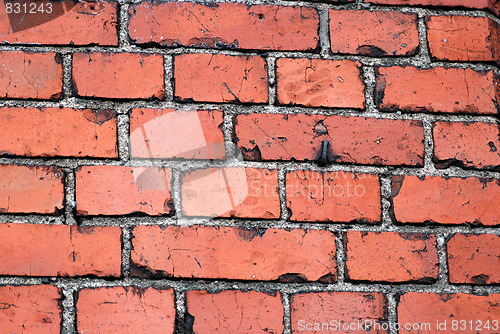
[118,2,131,49]
[61,53,73,99]
[380,176,393,227]
[117,112,131,162]
[63,168,77,225]
[267,57,277,105]
[121,226,132,278]
[387,293,398,334]
[282,292,292,334]
[335,231,346,283]
[174,289,187,334]
[164,55,174,102]
[318,7,331,58]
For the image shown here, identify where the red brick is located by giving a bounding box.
[447,233,500,284]
[330,10,418,56]
[427,15,500,64]
[174,53,268,103]
[0,107,117,158]
[129,2,319,51]
[77,286,175,334]
[366,0,499,15]
[0,51,62,99]
[398,292,500,333]
[0,164,64,214]
[0,1,118,45]
[286,170,381,223]
[291,292,388,333]
[181,167,279,219]
[0,285,61,333]
[433,121,500,170]
[186,290,284,334]
[76,165,173,216]
[376,66,499,115]
[345,231,439,282]
[131,225,336,282]
[0,223,121,276]
[130,108,225,160]
[276,58,365,108]
[235,113,424,166]
[72,52,164,99]
[392,175,500,226]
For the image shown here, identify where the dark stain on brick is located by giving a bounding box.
[276,273,307,283]
[83,109,116,125]
[236,226,267,241]
[391,175,405,198]
[471,274,490,284]
[357,45,388,57]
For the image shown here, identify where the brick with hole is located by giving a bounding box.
[186,290,284,334]
[286,170,381,223]
[391,175,500,226]
[0,223,121,277]
[0,285,61,333]
[131,225,337,282]
[433,121,500,170]
[174,53,268,103]
[398,292,500,333]
[76,165,173,216]
[0,164,64,214]
[447,233,500,285]
[72,52,164,99]
[427,15,500,64]
[130,108,225,160]
[366,0,500,15]
[291,291,388,333]
[0,51,62,100]
[276,58,365,108]
[77,286,175,334]
[376,66,500,115]
[235,113,424,166]
[0,107,117,158]
[345,231,439,283]
[329,10,418,56]
[129,2,319,51]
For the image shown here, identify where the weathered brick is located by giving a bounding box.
[291,292,388,333]
[286,170,381,223]
[0,223,121,276]
[447,233,500,284]
[0,51,62,99]
[276,58,365,108]
[0,285,61,333]
[174,53,268,103]
[0,164,64,214]
[77,286,175,334]
[365,0,500,15]
[433,121,500,170]
[376,66,499,115]
[181,167,279,219]
[392,175,500,226]
[72,52,164,99]
[186,290,284,334]
[235,113,424,166]
[129,2,319,51]
[345,231,439,282]
[76,165,173,216]
[131,225,336,282]
[0,107,117,158]
[330,10,418,56]
[130,109,225,160]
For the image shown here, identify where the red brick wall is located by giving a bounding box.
[0,0,499,333]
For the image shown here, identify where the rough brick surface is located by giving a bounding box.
[291,292,388,333]
[286,170,381,223]
[276,58,365,108]
[329,10,418,56]
[186,290,284,334]
[376,66,499,115]
[392,175,500,226]
[72,52,164,99]
[0,51,62,99]
[0,107,117,158]
[0,285,61,334]
[447,233,500,284]
[345,231,439,282]
[130,108,225,160]
[76,165,173,216]
[129,2,319,51]
[366,0,500,15]
[235,113,424,166]
[77,287,175,334]
[0,164,64,214]
[0,223,121,276]
[433,121,500,170]
[174,53,268,103]
[131,225,337,282]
